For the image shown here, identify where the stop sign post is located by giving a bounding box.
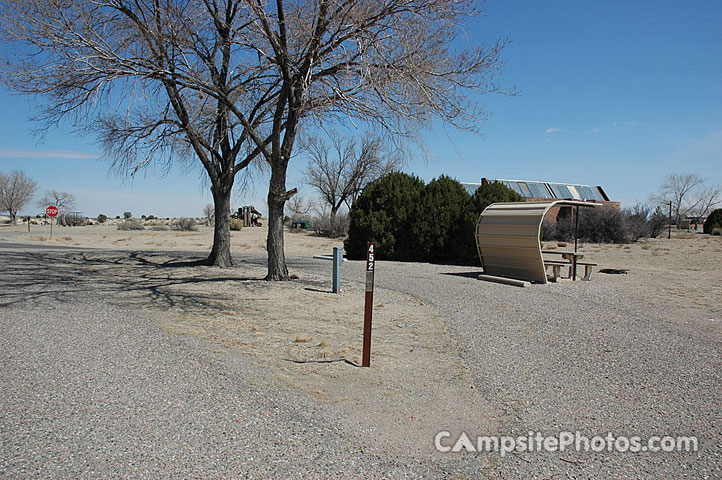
[46,205,58,237]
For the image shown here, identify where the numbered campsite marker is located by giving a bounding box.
[362,242,376,367]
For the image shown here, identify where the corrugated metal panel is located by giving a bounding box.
[475,201,595,284]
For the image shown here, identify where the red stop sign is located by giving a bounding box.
[46,206,59,217]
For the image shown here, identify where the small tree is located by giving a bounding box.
[655,174,722,226]
[286,195,314,217]
[203,204,215,225]
[123,212,133,220]
[37,190,75,211]
[0,170,37,225]
[304,133,402,232]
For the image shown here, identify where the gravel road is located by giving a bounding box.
[0,246,474,479]
[2,244,721,478]
[349,258,722,478]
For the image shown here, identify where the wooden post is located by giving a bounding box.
[362,242,376,367]
[668,201,672,239]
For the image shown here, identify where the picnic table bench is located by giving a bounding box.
[542,250,597,281]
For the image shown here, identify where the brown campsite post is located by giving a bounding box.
[362,242,376,367]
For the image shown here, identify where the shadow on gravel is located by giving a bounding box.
[440,271,483,279]
[0,250,268,315]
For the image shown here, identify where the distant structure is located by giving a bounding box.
[232,206,263,227]
[462,178,620,221]
[463,178,616,203]
[58,211,86,227]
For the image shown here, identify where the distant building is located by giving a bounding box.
[462,178,620,208]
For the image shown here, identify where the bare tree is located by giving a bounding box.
[304,132,401,229]
[689,184,722,220]
[1,0,508,279]
[38,190,76,211]
[0,170,38,225]
[203,203,215,225]
[286,194,314,216]
[655,174,722,225]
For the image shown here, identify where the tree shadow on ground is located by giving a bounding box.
[0,250,267,316]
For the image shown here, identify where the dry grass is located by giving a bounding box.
[557,242,567,247]
[294,334,313,343]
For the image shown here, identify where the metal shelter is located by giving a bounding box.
[475,200,597,284]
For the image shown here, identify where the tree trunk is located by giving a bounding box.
[330,205,338,235]
[206,186,233,267]
[10,210,17,225]
[266,163,291,280]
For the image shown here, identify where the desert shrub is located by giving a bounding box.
[623,204,652,242]
[150,225,168,231]
[97,214,108,223]
[648,207,667,238]
[345,172,425,260]
[540,219,557,242]
[713,227,721,236]
[312,211,350,237]
[704,208,722,234]
[170,217,197,231]
[146,215,155,220]
[123,211,132,219]
[230,218,244,231]
[117,219,144,230]
[578,206,626,243]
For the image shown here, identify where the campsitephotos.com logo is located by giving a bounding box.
[434,431,698,456]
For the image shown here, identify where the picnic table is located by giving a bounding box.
[542,250,596,281]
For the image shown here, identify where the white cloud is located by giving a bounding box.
[0,148,98,159]
[545,127,560,134]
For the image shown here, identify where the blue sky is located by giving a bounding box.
[1,0,721,218]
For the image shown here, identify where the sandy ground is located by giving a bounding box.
[2,220,721,471]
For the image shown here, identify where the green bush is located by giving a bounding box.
[123,211,132,220]
[345,176,523,264]
[414,175,474,263]
[96,214,108,223]
[345,172,425,260]
[704,209,722,234]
